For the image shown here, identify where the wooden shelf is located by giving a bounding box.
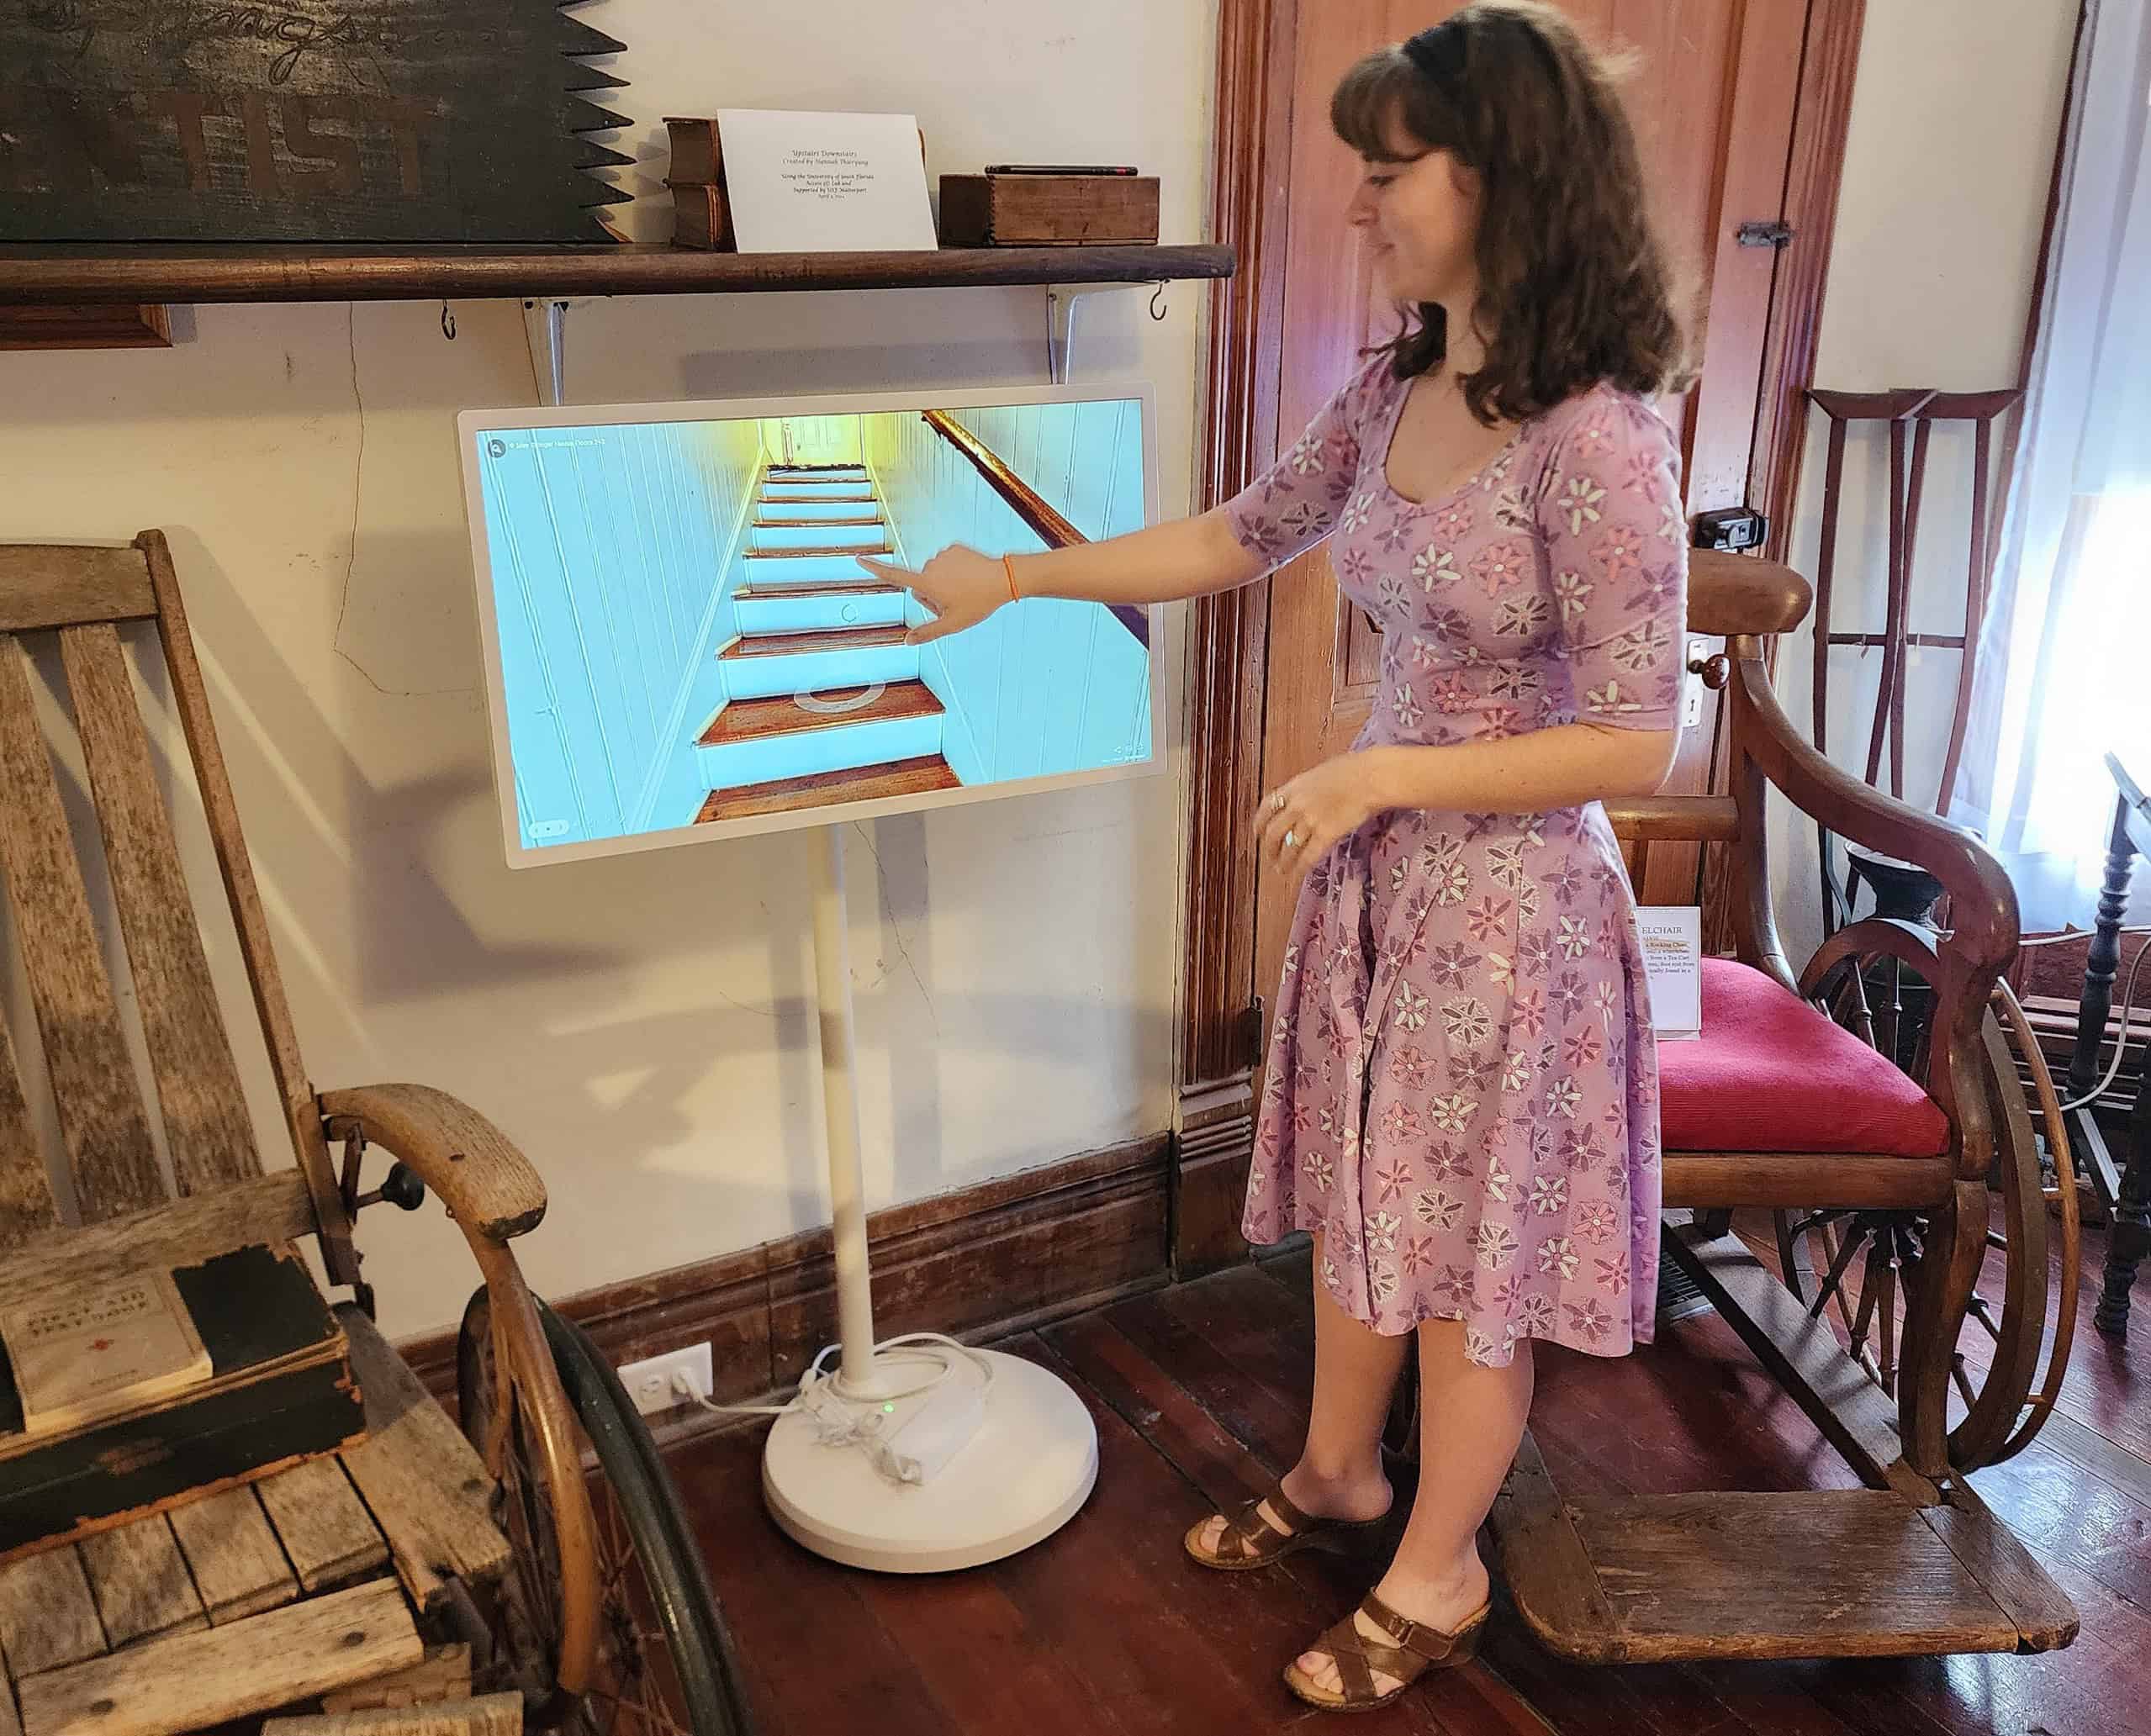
[0,243,1234,307]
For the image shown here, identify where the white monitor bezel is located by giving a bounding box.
[457,380,1165,869]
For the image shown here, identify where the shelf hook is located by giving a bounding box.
[1149,282,1168,322]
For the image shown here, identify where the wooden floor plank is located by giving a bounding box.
[947,1333,1290,1735]
[1038,1312,1538,1736]
[651,1241,2151,1736]
[667,1424,948,1736]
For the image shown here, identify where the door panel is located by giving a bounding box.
[1254,0,1812,1002]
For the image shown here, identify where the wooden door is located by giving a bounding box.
[1252,0,1814,1003]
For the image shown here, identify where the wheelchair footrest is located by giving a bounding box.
[1488,1433,2077,1663]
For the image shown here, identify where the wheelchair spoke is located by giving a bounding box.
[1810,1222,1868,1325]
[1847,1242,1882,1364]
[1875,1248,1899,1394]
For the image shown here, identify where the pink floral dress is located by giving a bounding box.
[1227,357,1687,1367]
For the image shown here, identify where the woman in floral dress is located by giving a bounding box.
[864,2,1687,1714]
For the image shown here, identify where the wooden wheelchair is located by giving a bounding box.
[1461,552,2080,1663]
[0,535,751,1735]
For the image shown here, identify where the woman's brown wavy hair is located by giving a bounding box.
[1333,2,1691,425]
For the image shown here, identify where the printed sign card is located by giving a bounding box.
[716,110,937,253]
[1637,905,1702,1042]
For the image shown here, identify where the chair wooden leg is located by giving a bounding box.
[2097,1124,2149,1338]
[1896,1180,1986,1480]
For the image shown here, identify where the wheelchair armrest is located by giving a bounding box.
[318,1084,548,1243]
[1602,794,1741,844]
[1734,658,2019,977]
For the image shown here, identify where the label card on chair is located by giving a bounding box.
[1637,905,1702,1042]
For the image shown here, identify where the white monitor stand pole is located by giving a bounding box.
[759,825,1099,1571]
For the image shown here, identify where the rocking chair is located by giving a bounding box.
[1479,551,2082,1662]
[0,535,748,1735]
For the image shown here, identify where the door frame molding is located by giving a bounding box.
[1173,0,1869,1272]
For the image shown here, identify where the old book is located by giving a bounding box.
[669,182,734,251]
[663,116,725,187]
[938,173,1160,246]
[0,1243,363,1560]
[0,1266,211,1438]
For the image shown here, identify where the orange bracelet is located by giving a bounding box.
[1002,553,1021,602]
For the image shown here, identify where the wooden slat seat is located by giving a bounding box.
[0,536,526,1733]
[15,1580,422,1736]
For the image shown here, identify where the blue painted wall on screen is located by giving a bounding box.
[477,419,762,847]
[864,400,1149,787]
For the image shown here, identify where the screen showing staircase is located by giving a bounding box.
[459,386,1160,864]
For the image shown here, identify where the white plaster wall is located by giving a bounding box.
[0,0,1218,1341]
[1769,0,2080,961]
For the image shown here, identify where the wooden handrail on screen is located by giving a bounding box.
[919,409,1149,651]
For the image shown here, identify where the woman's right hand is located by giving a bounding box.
[858,546,1012,646]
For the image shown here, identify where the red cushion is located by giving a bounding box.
[1657,958,1950,1158]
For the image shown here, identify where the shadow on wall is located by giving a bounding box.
[145,528,822,1199]
[113,530,1170,1317]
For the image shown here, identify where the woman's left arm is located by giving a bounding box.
[1260,394,1690,880]
[1258,725,1678,876]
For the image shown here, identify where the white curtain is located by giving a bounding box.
[1950,0,2151,931]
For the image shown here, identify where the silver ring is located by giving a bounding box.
[1283,829,1298,850]
[1271,793,1287,812]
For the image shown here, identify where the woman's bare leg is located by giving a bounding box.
[1293,1320,1532,1696]
[1194,1233,1404,1554]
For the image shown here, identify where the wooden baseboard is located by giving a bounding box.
[399,1133,1172,1433]
[1172,1074,1255,1278]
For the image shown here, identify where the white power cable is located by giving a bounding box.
[679,1332,995,1475]
[2011,926,2151,1114]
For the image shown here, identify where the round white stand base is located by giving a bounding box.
[762,1349,1098,1573]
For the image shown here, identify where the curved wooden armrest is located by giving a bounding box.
[1735,658,2019,974]
[318,1083,548,1242]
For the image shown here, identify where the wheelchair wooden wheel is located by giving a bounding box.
[1778,925,2080,1472]
[458,1288,751,1735]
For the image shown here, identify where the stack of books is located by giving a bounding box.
[0,1245,362,1556]
[663,117,734,251]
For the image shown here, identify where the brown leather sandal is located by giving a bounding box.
[1181,1482,1391,1571]
[1282,1591,1491,1712]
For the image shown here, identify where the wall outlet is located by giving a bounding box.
[618,1343,714,1416]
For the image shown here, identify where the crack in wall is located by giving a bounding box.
[332,306,474,701]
